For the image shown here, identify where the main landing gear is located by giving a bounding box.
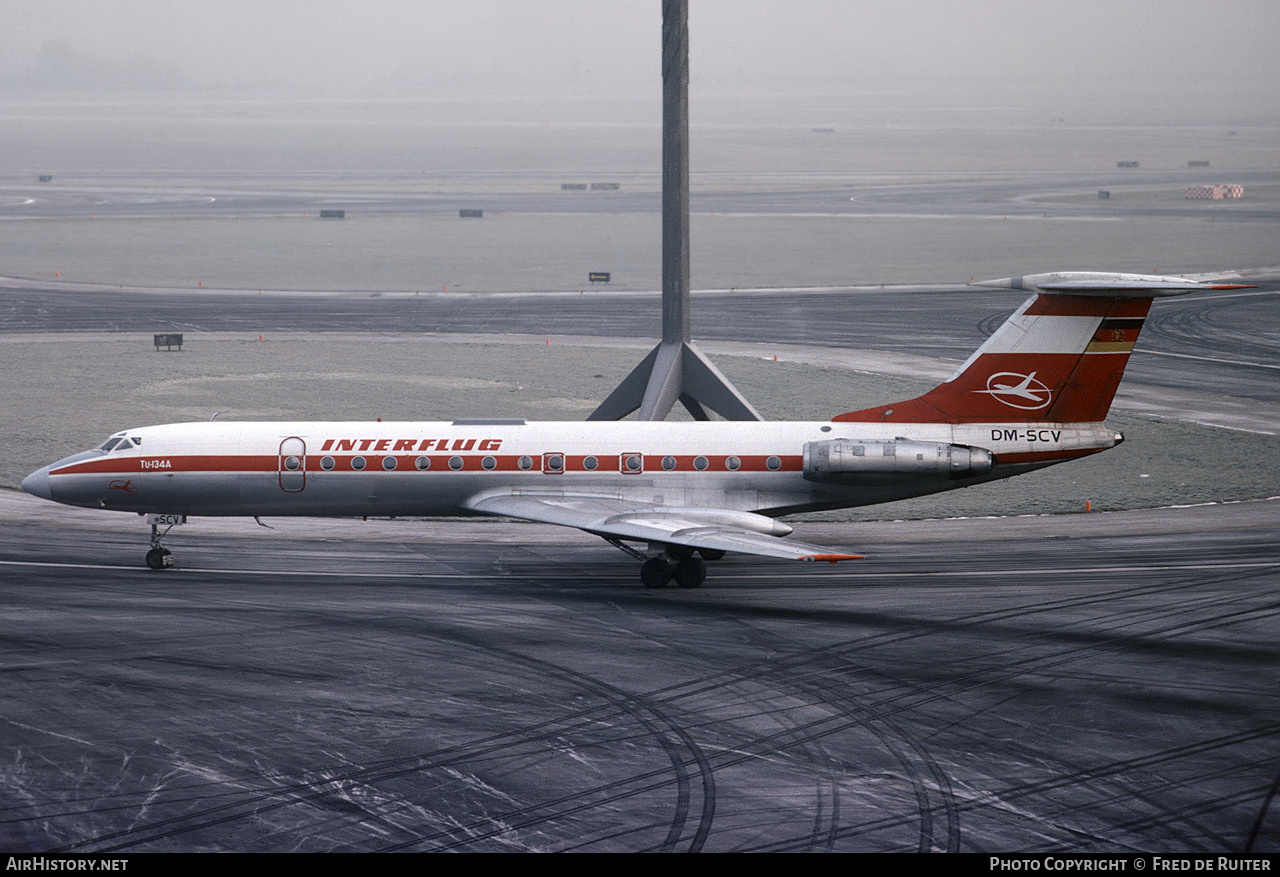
[604,538,723,587]
[640,555,706,588]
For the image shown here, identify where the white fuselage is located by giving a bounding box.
[33,418,1118,520]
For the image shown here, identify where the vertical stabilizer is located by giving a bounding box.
[835,273,1245,424]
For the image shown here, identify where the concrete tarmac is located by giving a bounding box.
[1,489,1277,852]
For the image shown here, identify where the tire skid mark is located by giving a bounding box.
[1245,772,1280,853]
[684,564,1276,851]
[43,566,1278,852]
[743,651,962,853]
[382,639,717,853]
[711,677,846,851]
[794,569,1278,849]
[16,534,1278,851]
[48,615,719,853]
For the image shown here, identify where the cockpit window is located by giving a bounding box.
[98,434,138,453]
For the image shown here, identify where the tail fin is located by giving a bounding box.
[835,272,1252,425]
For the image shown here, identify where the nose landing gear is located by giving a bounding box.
[143,515,184,569]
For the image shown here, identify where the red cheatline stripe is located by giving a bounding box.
[53,453,804,477]
[53,455,278,476]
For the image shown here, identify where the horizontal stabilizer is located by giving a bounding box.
[836,268,1255,425]
[974,272,1255,297]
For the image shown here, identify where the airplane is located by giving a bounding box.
[20,271,1250,587]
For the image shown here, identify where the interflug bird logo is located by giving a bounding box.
[975,371,1053,411]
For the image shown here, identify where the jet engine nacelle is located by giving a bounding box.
[802,438,994,485]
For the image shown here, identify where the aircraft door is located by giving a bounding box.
[279,437,306,492]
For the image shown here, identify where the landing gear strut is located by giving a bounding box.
[145,520,176,570]
[602,537,718,587]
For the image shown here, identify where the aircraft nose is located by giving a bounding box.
[21,466,53,501]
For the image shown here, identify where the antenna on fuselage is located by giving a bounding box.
[588,0,761,422]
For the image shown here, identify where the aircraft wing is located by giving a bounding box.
[464,492,861,563]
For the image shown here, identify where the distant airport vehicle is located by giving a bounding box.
[21,272,1249,586]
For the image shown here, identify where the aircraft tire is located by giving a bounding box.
[697,548,726,561]
[673,557,707,588]
[665,543,696,561]
[640,557,673,588]
[145,547,172,570]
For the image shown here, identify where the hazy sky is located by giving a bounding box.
[4,1,1279,116]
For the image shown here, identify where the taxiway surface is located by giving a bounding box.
[1,490,1276,852]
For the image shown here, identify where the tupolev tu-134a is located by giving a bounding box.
[22,272,1249,587]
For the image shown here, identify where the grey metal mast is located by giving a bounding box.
[588,0,762,422]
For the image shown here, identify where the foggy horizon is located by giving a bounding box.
[3,1,1279,125]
